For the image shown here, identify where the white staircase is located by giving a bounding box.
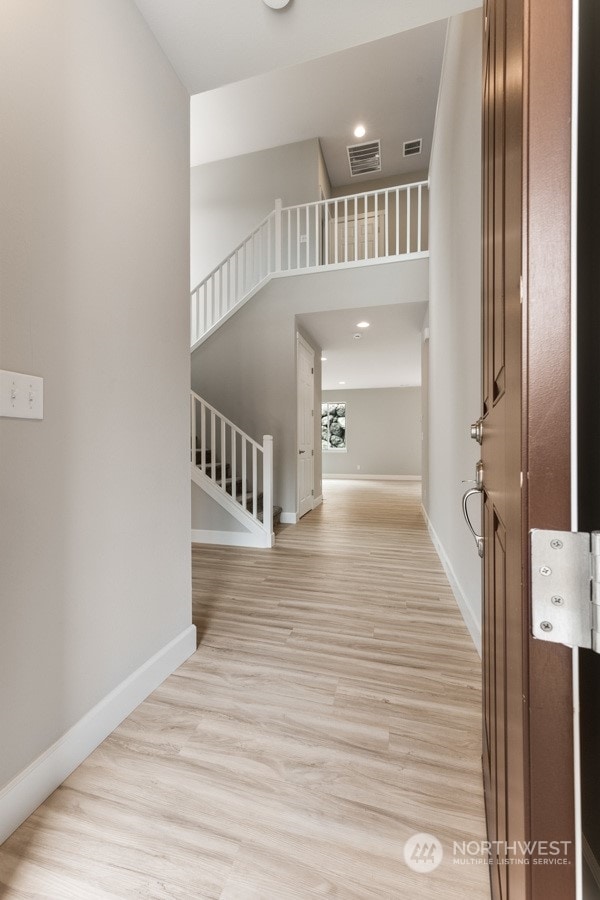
[190,180,428,349]
[190,391,276,548]
[189,180,429,547]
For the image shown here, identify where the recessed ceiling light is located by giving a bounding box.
[356,321,370,328]
[321,356,327,361]
[354,124,366,139]
[353,333,362,340]
[262,0,290,7]
[339,381,346,385]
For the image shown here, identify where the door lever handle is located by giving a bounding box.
[462,487,484,558]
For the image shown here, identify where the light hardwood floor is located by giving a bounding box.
[0,479,490,899]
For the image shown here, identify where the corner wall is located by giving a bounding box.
[0,0,193,836]
[191,139,323,287]
[425,9,483,650]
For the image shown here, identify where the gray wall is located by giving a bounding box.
[425,9,482,649]
[322,388,422,477]
[191,260,428,516]
[0,0,191,789]
[191,139,323,288]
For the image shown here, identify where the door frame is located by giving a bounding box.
[523,2,576,898]
[296,332,315,519]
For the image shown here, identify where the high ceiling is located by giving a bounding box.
[189,23,446,186]
[133,0,482,95]
[298,303,427,390]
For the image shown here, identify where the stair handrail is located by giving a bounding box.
[190,211,276,298]
[191,180,429,347]
[190,391,273,538]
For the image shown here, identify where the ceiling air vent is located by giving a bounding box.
[403,138,422,157]
[347,140,382,177]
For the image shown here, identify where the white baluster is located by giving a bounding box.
[374,193,379,257]
[314,203,319,267]
[275,199,282,272]
[418,183,422,253]
[220,418,226,490]
[287,209,291,271]
[384,191,389,257]
[201,401,206,472]
[305,205,309,268]
[242,439,247,509]
[325,201,329,265]
[364,194,368,260]
[354,197,358,262]
[395,188,400,256]
[334,201,338,264]
[232,427,237,502]
[296,207,300,270]
[252,444,258,518]
[211,411,216,483]
[407,186,411,254]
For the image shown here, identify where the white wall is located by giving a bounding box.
[425,9,483,651]
[0,0,192,827]
[190,139,323,288]
[322,388,422,477]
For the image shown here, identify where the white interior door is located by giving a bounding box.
[297,334,314,519]
[330,210,383,262]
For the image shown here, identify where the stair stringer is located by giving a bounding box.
[191,463,274,549]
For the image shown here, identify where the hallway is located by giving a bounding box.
[0,480,489,898]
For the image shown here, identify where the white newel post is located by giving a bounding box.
[262,435,274,546]
[190,394,196,465]
[274,199,282,273]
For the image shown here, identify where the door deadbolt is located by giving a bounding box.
[470,419,483,444]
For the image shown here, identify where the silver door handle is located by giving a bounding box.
[462,487,484,558]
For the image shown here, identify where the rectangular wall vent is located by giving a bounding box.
[347,140,382,177]
[403,138,422,157]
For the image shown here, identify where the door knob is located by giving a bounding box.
[470,419,483,444]
[299,450,306,454]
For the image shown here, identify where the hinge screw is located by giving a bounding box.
[551,596,565,606]
[540,566,552,577]
[550,539,564,550]
[540,621,554,632]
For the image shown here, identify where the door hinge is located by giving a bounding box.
[531,529,600,652]
[311,367,314,375]
[311,489,314,496]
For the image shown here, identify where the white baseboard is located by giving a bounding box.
[323,474,422,482]
[313,495,323,508]
[0,624,197,844]
[279,511,298,525]
[191,528,271,548]
[421,505,481,656]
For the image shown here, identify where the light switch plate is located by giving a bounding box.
[0,370,44,420]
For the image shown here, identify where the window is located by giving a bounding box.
[322,401,346,450]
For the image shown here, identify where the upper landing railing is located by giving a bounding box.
[191,180,429,348]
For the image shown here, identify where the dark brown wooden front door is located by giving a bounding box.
[481,1,576,898]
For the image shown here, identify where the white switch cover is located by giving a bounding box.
[0,371,44,420]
